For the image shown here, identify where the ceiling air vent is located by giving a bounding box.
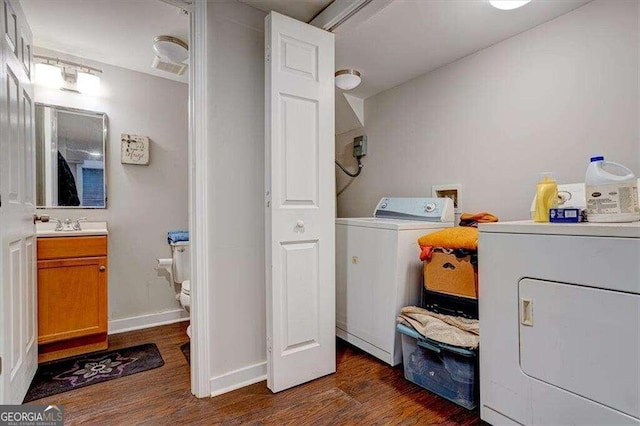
[151,56,187,76]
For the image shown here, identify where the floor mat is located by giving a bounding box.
[180,342,190,365]
[24,343,164,402]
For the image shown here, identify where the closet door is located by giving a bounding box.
[265,11,335,393]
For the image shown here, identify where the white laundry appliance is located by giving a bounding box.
[479,221,640,425]
[336,197,454,366]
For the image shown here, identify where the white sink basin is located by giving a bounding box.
[36,221,108,237]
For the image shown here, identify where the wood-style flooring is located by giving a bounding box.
[26,322,482,425]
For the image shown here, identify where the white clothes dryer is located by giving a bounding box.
[479,221,640,425]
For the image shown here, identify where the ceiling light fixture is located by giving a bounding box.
[335,69,361,91]
[153,35,189,63]
[489,0,532,10]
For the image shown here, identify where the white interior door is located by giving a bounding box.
[0,0,37,404]
[265,11,335,392]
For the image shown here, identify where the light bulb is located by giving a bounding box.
[77,72,100,96]
[35,63,63,89]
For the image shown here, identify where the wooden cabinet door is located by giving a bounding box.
[37,256,107,344]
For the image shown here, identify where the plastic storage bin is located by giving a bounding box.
[396,323,478,410]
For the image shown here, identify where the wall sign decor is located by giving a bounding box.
[121,134,150,165]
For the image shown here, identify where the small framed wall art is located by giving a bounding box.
[121,134,150,165]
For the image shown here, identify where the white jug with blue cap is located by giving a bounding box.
[585,155,640,223]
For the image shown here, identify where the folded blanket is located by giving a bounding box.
[168,230,189,244]
[459,212,499,227]
[397,306,479,349]
[418,226,479,252]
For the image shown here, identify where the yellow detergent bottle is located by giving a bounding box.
[534,172,558,223]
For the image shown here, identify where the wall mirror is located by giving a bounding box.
[35,104,107,208]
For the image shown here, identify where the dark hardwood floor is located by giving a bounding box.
[26,322,482,425]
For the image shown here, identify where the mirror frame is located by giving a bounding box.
[36,103,108,209]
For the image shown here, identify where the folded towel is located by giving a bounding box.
[418,226,478,251]
[459,212,499,227]
[168,230,189,244]
[397,306,479,349]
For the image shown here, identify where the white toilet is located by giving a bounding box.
[170,241,191,336]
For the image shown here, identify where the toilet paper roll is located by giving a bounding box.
[157,258,172,270]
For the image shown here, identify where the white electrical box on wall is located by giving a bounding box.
[432,183,462,213]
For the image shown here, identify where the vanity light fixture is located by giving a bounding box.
[489,0,532,10]
[34,55,102,95]
[335,69,362,91]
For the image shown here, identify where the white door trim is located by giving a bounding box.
[189,0,211,398]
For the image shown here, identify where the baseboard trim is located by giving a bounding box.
[210,361,267,397]
[108,309,189,335]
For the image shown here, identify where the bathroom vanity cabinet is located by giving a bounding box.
[36,235,108,362]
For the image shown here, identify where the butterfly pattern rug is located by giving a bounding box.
[24,343,164,403]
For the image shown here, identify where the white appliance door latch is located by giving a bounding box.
[520,298,533,326]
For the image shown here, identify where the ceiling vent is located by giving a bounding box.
[151,56,187,76]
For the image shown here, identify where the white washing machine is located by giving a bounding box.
[479,220,640,425]
[336,197,454,366]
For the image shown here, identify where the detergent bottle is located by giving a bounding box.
[585,156,640,222]
[533,172,558,223]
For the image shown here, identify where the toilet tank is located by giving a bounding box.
[171,241,190,284]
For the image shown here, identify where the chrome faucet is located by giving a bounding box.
[73,217,86,231]
[53,217,86,231]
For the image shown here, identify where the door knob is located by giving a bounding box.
[296,220,305,228]
[99,266,106,272]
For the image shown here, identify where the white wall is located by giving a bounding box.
[35,47,189,325]
[337,0,639,220]
[206,0,268,394]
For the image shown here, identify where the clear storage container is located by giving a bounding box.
[397,323,478,410]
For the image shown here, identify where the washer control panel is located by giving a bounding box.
[373,197,454,223]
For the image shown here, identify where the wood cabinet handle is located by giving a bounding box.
[99,265,106,272]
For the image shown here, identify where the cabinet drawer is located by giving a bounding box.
[37,236,107,260]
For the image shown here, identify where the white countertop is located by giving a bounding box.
[36,221,108,237]
[479,220,640,238]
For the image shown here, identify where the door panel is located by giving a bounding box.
[280,241,319,354]
[23,90,33,206]
[9,240,22,379]
[38,257,108,344]
[280,95,318,205]
[520,278,640,419]
[3,0,17,53]
[25,236,35,353]
[7,66,20,203]
[265,11,335,393]
[0,0,36,404]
